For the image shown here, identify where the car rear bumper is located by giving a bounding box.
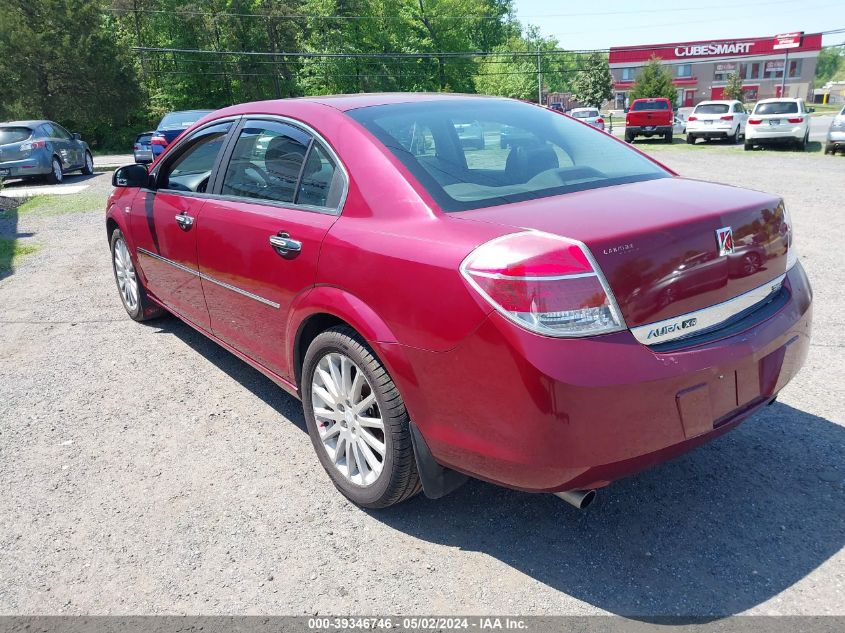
[392,263,812,493]
[687,124,734,137]
[827,131,845,143]
[746,125,805,141]
[133,150,153,163]
[0,153,52,178]
[627,125,673,136]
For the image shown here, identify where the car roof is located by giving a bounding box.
[756,98,802,103]
[695,100,739,105]
[216,93,509,115]
[0,120,50,127]
[570,107,598,112]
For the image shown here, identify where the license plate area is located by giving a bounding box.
[769,119,781,126]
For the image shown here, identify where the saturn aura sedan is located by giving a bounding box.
[106,94,812,509]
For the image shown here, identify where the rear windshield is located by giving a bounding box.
[158,111,212,130]
[348,99,668,212]
[0,126,33,144]
[631,100,669,111]
[572,110,599,119]
[754,102,798,115]
[136,133,152,143]
[694,104,730,114]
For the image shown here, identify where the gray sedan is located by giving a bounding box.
[824,105,845,155]
[0,120,93,184]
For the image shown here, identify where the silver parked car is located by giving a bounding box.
[824,105,845,155]
[133,131,153,164]
[568,107,605,131]
[0,120,93,184]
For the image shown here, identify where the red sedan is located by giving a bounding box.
[106,94,812,509]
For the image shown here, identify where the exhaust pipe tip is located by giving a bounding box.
[555,489,597,510]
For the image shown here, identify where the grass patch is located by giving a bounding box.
[16,192,107,217]
[0,237,39,273]
[809,103,844,116]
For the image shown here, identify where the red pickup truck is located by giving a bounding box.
[625,98,674,143]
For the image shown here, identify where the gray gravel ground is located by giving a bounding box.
[0,149,843,618]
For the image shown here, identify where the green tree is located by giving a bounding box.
[816,47,844,84]
[0,0,144,149]
[474,27,575,102]
[629,56,676,107]
[572,53,613,108]
[723,71,744,102]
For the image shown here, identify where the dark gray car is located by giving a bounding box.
[0,120,93,184]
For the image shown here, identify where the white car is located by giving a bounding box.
[686,100,747,144]
[824,104,845,155]
[568,107,605,131]
[745,98,812,151]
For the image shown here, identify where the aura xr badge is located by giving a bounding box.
[716,226,734,256]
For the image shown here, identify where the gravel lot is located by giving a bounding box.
[0,149,843,618]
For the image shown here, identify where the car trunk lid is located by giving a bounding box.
[451,177,789,328]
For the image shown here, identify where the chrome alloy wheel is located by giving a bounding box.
[85,153,93,172]
[311,352,386,486]
[113,238,139,312]
[53,159,62,182]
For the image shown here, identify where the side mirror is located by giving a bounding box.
[113,163,149,188]
[624,107,629,114]
[808,107,815,113]
[72,132,81,141]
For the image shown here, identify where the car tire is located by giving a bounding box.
[46,157,63,184]
[302,326,422,509]
[665,131,673,143]
[110,228,164,322]
[744,141,753,151]
[730,126,740,144]
[686,133,695,145]
[624,131,633,143]
[825,143,833,155]
[81,151,94,175]
[799,132,809,151]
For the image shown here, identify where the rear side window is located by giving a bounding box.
[631,100,669,111]
[755,102,798,115]
[0,127,32,144]
[136,133,152,144]
[158,111,212,131]
[694,104,730,114]
[349,99,668,212]
[159,122,232,193]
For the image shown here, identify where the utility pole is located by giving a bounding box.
[537,45,542,105]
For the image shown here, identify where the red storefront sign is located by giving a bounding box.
[609,32,821,64]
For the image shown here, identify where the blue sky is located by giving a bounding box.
[511,0,845,50]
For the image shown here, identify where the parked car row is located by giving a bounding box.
[0,120,93,183]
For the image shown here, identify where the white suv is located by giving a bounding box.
[745,98,812,151]
[686,100,747,144]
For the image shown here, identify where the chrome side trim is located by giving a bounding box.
[631,274,786,346]
[136,247,281,310]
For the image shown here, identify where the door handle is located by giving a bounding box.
[269,232,302,256]
[175,213,194,230]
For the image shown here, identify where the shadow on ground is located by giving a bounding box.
[0,198,35,282]
[152,314,844,619]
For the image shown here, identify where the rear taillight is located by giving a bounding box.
[133,144,141,151]
[460,231,625,337]
[748,118,762,125]
[720,115,734,121]
[787,117,803,124]
[151,135,168,146]
[688,116,697,121]
[782,203,797,271]
[20,140,46,151]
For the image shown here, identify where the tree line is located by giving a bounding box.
[0,0,614,150]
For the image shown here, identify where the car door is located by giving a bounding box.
[51,123,80,168]
[129,120,235,330]
[195,118,346,379]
